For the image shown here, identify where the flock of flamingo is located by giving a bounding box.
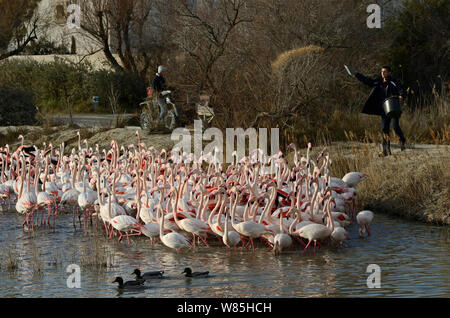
[0,131,374,254]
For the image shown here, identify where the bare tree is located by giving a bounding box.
[0,0,43,60]
[79,0,166,79]
[170,0,254,95]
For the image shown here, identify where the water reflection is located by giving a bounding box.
[1,212,450,297]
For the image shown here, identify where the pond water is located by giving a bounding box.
[1,211,450,298]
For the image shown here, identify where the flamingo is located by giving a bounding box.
[158,205,191,252]
[172,179,211,248]
[294,196,335,253]
[77,170,97,233]
[230,189,274,252]
[342,172,368,188]
[36,160,56,226]
[222,207,241,251]
[0,154,14,210]
[331,227,349,246]
[1,138,371,256]
[107,191,141,244]
[60,165,81,228]
[273,210,293,254]
[136,174,160,245]
[16,157,37,229]
[356,210,374,237]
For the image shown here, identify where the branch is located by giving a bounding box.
[0,17,38,60]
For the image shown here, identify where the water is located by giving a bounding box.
[1,211,450,298]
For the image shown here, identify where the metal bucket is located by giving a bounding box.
[382,97,402,118]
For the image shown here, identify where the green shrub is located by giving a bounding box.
[87,70,146,113]
[0,59,146,115]
[0,86,36,125]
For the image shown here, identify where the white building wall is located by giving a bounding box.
[36,0,101,55]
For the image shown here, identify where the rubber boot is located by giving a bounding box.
[400,140,406,151]
[382,140,391,156]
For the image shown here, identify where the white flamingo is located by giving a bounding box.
[273,210,293,253]
[158,205,191,252]
[230,189,274,252]
[356,210,374,237]
[294,196,335,253]
[222,207,241,250]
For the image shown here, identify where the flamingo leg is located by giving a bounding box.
[242,237,250,250]
[72,207,76,229]
[31,209,37,229]
[295,237,306,246]
[198,235,210,248]
[302,240,312,254]
[78,208,81,227]
[46,206,51,226]
[84,210,88,234]
[22,215,28,229]
[41,209,45,227]
[250,238,255,252]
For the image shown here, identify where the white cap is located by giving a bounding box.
[158,65,165,74]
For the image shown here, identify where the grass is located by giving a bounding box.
[280,85,449,148]
[2,243,20,273]
[48,250,63,268]
[326,141,450,225]
[272,45,324,74]
[79,238,115,272]
[31,242,44,278]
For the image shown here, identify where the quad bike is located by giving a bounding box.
[139,90,179,132]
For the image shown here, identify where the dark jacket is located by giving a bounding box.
[151,74,166,96]
[356,73,406,116]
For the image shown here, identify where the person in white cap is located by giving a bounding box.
[151,65,168,122]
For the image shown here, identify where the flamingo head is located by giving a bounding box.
[359,173,369,181]
[287,143,296,151]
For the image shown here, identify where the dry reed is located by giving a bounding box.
[3,243,20,273]
[328,141,450,225]
[79,238,115,272]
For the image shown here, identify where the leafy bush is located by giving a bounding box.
[0,86,37,125]
[23,38,70,55]
[0,59,146,115]
[87,70,146,113]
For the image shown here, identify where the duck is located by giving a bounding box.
[112,276,145,289]
[132,268,164,280]
[182,267,209,278]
